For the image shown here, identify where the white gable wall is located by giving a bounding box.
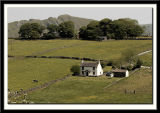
[96,63,103,76]
[125,70,129,77]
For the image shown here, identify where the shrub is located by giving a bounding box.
[135,58,143,68]
[127,65,133,71]
[107,61,113,66]
[101,62,107,68]
[70,65,80,76]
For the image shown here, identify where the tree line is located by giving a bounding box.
[18,18,144,40]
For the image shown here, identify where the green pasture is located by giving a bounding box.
[8,39,94,56]
[27,68,152,103]
[8,39,152,61]
[8,39,153,104]
[42,40,152,60]
[8,58,80,91]
[139,51,152,66]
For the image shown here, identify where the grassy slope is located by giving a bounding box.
[9,39,152,61]
[27,68,152,103]
[8,58,80,91]
[43,40,152,60]
[139,51,152,66]
[8,39,153,103]
[8,39,93,56]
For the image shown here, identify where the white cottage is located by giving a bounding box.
[80,60,103,77]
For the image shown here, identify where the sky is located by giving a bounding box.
[7,7,152,24]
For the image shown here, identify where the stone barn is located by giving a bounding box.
[111,69,129,77]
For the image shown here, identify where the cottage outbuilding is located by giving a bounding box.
[80,60,103,77]
[111,69,129,77]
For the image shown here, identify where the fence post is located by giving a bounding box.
[125,89,127,94]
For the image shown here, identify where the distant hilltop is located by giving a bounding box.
[8,14,94,38]
[8,14,152,38]
[140,24,152,37]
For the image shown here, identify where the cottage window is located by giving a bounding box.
[82,67,84,70]
[93,67,95,70]
[93,72,95,75]
[82,71,84,75]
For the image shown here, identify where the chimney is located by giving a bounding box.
[98,60,100,64]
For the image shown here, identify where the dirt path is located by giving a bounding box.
[137,50,152,56]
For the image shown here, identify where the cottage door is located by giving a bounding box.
[86,72,89,76]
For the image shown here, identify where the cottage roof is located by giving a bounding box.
[80,62,98,67]
[112,69,128,73]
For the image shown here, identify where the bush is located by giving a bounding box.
[101,62,107,68]
[135,58,143,68]
[127,65,133,71]
[70,65,80,76]
[107,61,113,66]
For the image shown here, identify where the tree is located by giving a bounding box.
[79,26,87,39]
[18,23,45,39]
[135,58,143,68]
[47,24,58,33]
[81,21,103,40]
[111,20,127,39]
[99,18,112,36]
[121,49,137,64]
[58,21,75,38]
[70,65,80,75]
[43,24,59,39]
[115,18,144,39]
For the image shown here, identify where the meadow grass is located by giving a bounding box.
[136,36,152,38]
[8,39,152,61]
[42,40,152,60]
[27,68,152,103]
[8,39,153,103]
[8,39,94,56]
[8,58,81,91]
[139,51,152,66]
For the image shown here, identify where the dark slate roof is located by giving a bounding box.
[80,62,98,67]
[112,69,128,73]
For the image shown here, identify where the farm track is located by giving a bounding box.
[138,50,152,56]
[8,74,72,99]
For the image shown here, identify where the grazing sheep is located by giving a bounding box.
[33,80,38,82]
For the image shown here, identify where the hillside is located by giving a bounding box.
[8,14,94,38]
[8,14,152,38]
[140,24,152,36]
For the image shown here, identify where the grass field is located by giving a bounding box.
[27,68,152,103]
[139,51,152,66]
[37,40,152,60]
[8,58,80,91]
[8,39,152,61]
[8,39,153,104]
[8,39,94,56]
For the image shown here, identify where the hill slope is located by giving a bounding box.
[8,14,94,38]
[8,15,152,38]
[140,24,152,36]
